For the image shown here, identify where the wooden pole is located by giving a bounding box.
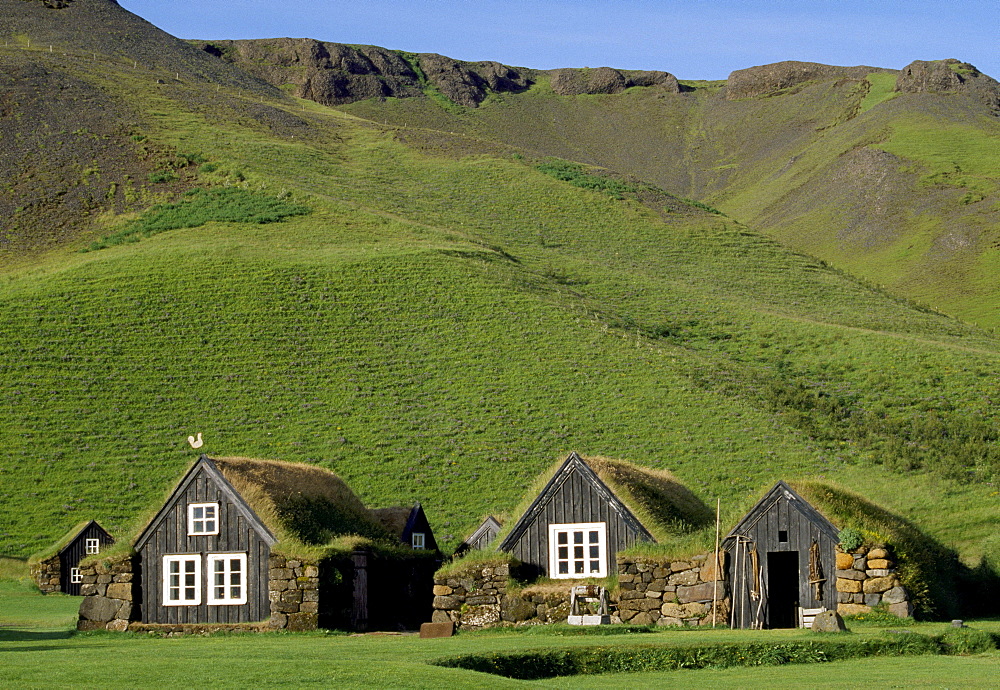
[712,497,720,627]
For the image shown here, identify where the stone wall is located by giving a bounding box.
[267,554,320,631]
[617,553,728,626]
[835,545,913,618]
[75,555,135,631]
[30,555,61,594]
[431,554,729,630]
[431,563,509,629]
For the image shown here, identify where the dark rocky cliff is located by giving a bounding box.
[895,59,1000,112]
[197,39,681,107]
[725,60,895,99]
[197,38,535,107]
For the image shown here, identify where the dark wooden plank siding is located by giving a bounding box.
[59,522,115,595]
[507,468,649,576]
[139,466,270,624]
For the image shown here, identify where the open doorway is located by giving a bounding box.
[766,551,799,628]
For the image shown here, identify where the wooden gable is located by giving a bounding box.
[725,481,840,629]
[134,455,276,624]
[401,503,438,552]
[59,520,114,596]
[497,452,655,578]
[455,515,502,556]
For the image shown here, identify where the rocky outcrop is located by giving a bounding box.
[726,61,895,99]
[895,59,1000,112]
[548,67,679,96]
[198,39,533,108]
[197,39,423,106]
[417,54,532,107]
[199,40,686,106]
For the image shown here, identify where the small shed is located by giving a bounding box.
[724,481,840,629]
[29,520,115,595]
[370,503,439,552]
[497,452,712,579]
[454,515,502,556]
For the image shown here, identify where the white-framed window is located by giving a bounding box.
[411,532,426,549]
[163,555,201,605]
[188,502,220,536]
[206,553,248,605]
[70,567,82,584]
[548,522,608,578]
[85,538,101,554]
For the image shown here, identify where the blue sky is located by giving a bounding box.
[119,1,998,80]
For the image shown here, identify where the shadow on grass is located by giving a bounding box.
[0,628,75,645]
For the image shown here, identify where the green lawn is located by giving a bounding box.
[1,581,997,687]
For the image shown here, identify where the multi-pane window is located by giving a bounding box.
[548,522,607,578]
[85,538,101,554]
[207,554,247,605]
[187,503,220,536]
[411,532,425,550]
[163,555,201,605]
[69,567,82,584]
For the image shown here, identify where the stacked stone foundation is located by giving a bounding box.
[267,554,320,631]
[432,554,728,630]
[835,545,913,618]
[75,555,136,631]
[30,556,61,594]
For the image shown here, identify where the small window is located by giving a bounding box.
[411,532,425,550]
[778,530,789,543]
[85,538,101,554]
[70,567,82,584]
[188,502,220,536]
[207,553,247,605]
[548,522,607,579]
[163,555,201,606]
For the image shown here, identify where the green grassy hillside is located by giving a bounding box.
[339,70,1000,329]
[0,6,998,598]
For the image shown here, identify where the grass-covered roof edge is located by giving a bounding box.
[493,452,714,549]
[27,520,100,565]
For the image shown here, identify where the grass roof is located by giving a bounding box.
[27,520,94,565]
[585,456,715,540]
[91,456,401,563]
[212,456,394,551]
[369,506,413,540]
[492,453,714,548]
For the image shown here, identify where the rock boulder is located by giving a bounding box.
[811,610,848,632]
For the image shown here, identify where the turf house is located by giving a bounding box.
[724,481,921,629]
[496,452,713,579]
[75,454,440,632]
[29,520,115,596]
